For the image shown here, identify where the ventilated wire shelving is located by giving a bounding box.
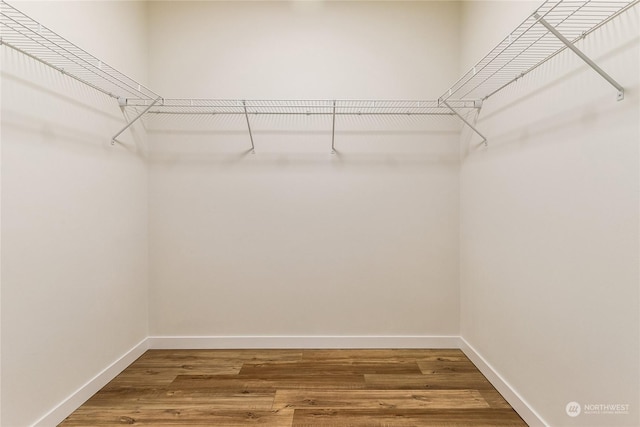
[441,0,638,103]
[124,99,477,116]
[123,99,479,152]
[1,0,637,147]
[0,0,158,101]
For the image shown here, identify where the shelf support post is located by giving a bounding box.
[442,100,487,146]
[534,13,625,101]
[331,100,336,154]
[242,100,255,153]
[111,97,161,144]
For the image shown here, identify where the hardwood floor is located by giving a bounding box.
[60,349,527,426]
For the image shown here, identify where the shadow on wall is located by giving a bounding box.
[479,37,639,124]
[1,51,148,155]
[143,111,462,170]
[459,30,639,160]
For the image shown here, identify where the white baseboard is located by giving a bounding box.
[31,337,149,427]
[459,337,548,427]
[147,335,461,349]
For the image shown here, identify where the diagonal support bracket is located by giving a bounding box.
[242,100,256,154]
[111,97,162,144]
[331,100,336,154]
[442,100,487,146]
[534,13,625,101]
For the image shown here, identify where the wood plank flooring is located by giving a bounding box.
[60,349,527,426]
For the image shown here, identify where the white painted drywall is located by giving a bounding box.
[1,2,150,426]
[3,1,638,425]
[146,1,462,337]
[459,2,640,426]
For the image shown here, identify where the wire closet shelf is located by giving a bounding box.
[441,0,639,103]
[0,0,158,101]
[123,99,478,116]
[0,0,637,145]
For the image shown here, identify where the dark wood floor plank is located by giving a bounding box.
[77,391,275,410]
[301,349,466,363]
[61,408,293,426]
[81,388,169,407]
[80,389,275,409]
[100,365,241,390]
[418,360,481,374]
[99,368,183,388]
[239,361,422,376]
[272,389,490,410]
[134,349,303,366]
[169,374,367,391]
[364,373,494,390]
[292,409,527,426]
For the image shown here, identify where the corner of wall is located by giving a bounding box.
[32,338,150,427]
[460,337,548,427]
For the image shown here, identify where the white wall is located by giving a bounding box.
[459,2,639,426]
[3,1,638,425]
[1,2,149,426]
[146,1,462,338]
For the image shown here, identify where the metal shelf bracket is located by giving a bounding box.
[111,97,162,144]
[242,100,256,154]
[331,100,336,154]
[441,100,487,146]
[534,13,625,101]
